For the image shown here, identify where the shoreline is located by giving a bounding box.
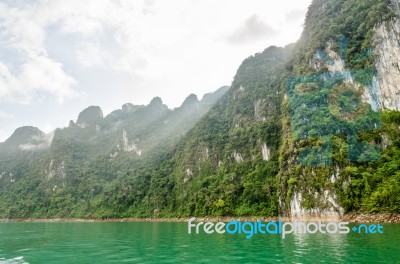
[0,213,399,223]
[340,213,400,223]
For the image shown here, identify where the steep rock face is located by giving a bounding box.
[279,0,396,221]
[148,97,167,111]
[280,43,353,221]
[169,46,293,216]
[121,129,142,156]
[310,40,381,110]
[290,190,344,221]
[374,18,400,110]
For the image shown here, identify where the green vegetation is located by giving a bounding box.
[279,0,398,215]
[338,110,400,213]
[0,0,399,218]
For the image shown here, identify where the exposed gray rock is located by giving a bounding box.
[374,18,400,110]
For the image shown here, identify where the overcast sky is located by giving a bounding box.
[0,0,312,141]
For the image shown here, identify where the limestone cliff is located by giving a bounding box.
[374,18,400,111]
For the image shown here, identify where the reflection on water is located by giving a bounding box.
[0,256,28,264]
[0,222,399,263]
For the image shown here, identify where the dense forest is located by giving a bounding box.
[0,0,399,219]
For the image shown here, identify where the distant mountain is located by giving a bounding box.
[76,106,104,128]
[0,126,51,158]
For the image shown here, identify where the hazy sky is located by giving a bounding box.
[0,0,312,141]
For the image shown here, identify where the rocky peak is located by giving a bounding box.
[76,106,104,127]
[147,97,168,112]
[122,103,140,113]
[149,97,163,106]
[180,94,199,108]
[5,126,45,145]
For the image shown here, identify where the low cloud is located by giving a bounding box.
[227,15,278,44]
[19,131,54,151]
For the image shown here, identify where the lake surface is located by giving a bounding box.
[0,222,399,263]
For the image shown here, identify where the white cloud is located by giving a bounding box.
[20,56,78,103]
[0,0,313,141]
[0,130,8,142]
[42,123,55,134]
[19,130,54,151]
[76,43,110,69]
[0,0,312,103]
[0,1,78,104]
[0,3,46,57]
[0,56,77,103]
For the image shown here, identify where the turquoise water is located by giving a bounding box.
[0,222,399,263]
